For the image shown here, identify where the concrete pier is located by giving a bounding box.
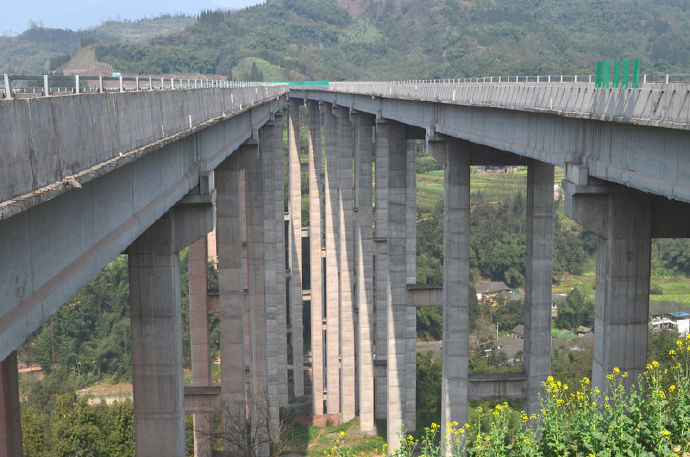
[374,120,389,421]
[188,237,212,457]
[524,162,555,414]
[260,123,282,437]
[335,107,356,422]
[353,112,376,433]
[246,151,270,457]
[308,101,325,416]
[288,100,305,399]
[385,121,408,448]
[0,351,22,457]
[217,150,247,453]
[129,210,186,457]
[405,140,417,432]
[434,139,471,440]
[592,193,651,390]
[322,103,341,415]
[273,113,289,407]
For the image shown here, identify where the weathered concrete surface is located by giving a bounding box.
[188,237,212,457]
[0,99,282,363]
[0,86,287,217]
[129,209,193,457]
[216,148,247,446]
[335,107,356,422]
[273,113,289,408]
[322,103,341,415]
[288,99,305,399]
[184,386,221,414]
[407,285,443,307]
[524,162,554,415]
[353,112,376,433]
[374,120,389,421]
[468,373,527,401]
[260,123,282,438]
[292,88,690,205]
[404,139,417,432]
[307,101,325,416]
[434,139,470,441]
[385,120,408,448]
[0,351,22,457]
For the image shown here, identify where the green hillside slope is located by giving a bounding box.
[93,0,690,80]
[0,14,194,74]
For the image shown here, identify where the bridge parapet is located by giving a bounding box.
[0,85,288,219]
[314,81,690,131]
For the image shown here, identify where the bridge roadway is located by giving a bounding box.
[1,80,689,457]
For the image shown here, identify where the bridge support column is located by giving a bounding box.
[405,139,417,432]
[246,146,270,457]
[353,112,376,433]
[565,169,652,391]
[217,149,248,454]
[374,120,389,422]
[335,107,356,423]
[432,139,470,440]
[308,101,325,416]
[592,193,651,390]
[129,210,186,457]
[260,122,282,438]
[0,351,22,457]
[385,120,409,448]
[189,237,212,457]
[288,99,305,399]
[524,162,555,415]
[323,103,341,416]
[273,113,289,408]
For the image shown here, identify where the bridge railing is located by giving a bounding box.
[1,73,288,99]
[330,73,690,86]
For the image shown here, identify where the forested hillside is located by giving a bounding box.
[92,0,690,80]
[0,15,194,74]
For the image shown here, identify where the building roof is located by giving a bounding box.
[668,311,690,319]
[577,326,592,333]
[512,324,524,335]
[476,281,509,294]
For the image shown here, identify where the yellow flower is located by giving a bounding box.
[658,390,666,399]
[621,371,628,378]
[582,377,590,385]
[592,401,597,407]
[523,438,531,445]
[464,423,470,429]
[652,360,660,368]
[661,429,671,437]
[669,349,676,356]
[669,384,676,393]
[339,431,345,438]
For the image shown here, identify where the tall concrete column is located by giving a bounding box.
[592,193,651,391]
[433,139,470,441]
[217,150,247,453]
[308,101,325,416]
[261,123,282,437]
[273,113,289,407]
[404,140,417,432]
[354,112,376,433]
[335,107,356,423]
[0,351,22,457]
[246,153,270,457]
[374,120,389,421]
[322,103,341,415]
[288,99,305,399]
[524,162,554,415]
[386,121,408,448]
[189,237,212,457]
[129,210,185,457]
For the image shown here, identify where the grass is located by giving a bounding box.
[288,418,385,457]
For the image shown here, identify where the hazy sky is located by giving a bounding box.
[1,0,265,36]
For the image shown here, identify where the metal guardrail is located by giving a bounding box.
[332,74,690,86]
[3,73,689,99]
[1,74,288,99]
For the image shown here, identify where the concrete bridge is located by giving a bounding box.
[1,77,689,456]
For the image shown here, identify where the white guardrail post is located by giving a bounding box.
[75,75,80,94]
[43,75,49,96]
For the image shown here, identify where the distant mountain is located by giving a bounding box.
[89,0,690,81]
[0,14,195,74]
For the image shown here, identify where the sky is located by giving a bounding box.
[0,0,265,36]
